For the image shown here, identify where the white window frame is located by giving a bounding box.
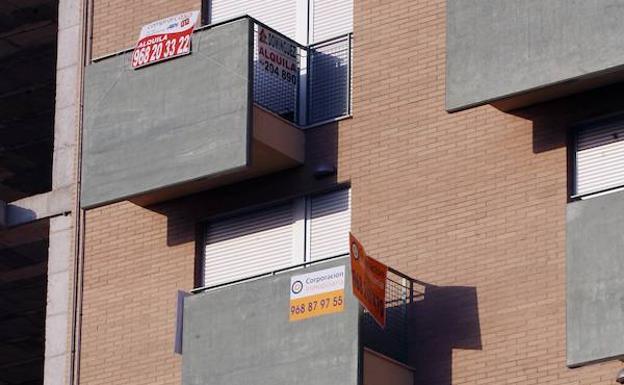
[198,188,351,288]
[572,114,624,200]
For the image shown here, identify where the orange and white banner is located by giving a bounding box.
[289,266,345,322]
[350,233,388,328]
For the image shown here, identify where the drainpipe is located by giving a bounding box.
[69,0,92,383]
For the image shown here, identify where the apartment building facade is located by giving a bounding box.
[2,0,624,384]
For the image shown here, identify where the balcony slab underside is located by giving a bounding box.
[447,0,624,111]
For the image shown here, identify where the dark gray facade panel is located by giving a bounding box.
[182,258,360,385]
[447,0,624,111]
[81,19,252,208]
[567,190,624,366]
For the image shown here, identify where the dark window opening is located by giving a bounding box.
[0,219,49,385]
[0,0,58,201]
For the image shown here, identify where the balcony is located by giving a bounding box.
[446,1,624,111]
[180,257,420,385]
[81,17,351,208]
[566,188,624,367]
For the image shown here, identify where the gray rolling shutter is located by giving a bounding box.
[210,0,298,40]
[309,189,351,260]
[311,0,353,43]
[203,202,302,287]
[576,121,624,197]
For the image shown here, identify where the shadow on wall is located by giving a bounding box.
[498,81,624,154]
[145,120,340,248]
[408,285,482,385]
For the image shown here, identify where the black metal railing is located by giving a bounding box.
[252,21,305,123]
[191,252,421,365]
[250,19,352,126]
[361,267,424,364]
[307,34,352,125]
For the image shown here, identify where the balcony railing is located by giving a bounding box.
[191,254,422,365]
[249,18,352,127]
[361,267,424,364]
[307,34,352,125]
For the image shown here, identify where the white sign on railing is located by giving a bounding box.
[258,27,299,85]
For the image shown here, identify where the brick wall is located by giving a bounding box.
[340,0,624,384]
[91,0,201,58]
[80,0,624,384]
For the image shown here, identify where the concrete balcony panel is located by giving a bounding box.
[81,18,304,208]
[447,0,624,111]
[567,189,624,366]
[182,258,360,385]
[181,257,416,385]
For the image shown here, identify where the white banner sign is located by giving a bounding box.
[132,11,199,69]
[258,27,299,85]
[289,265,345,321]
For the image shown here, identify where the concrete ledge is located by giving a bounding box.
[6,187,72,227]
[447,0,624,111]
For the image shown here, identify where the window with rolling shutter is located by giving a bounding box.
[311,0,353,43]
[202,189,351,287]
[208,0,299,40]
[308,189,351,260]
[574,118,624,198]
[203,201,305,287]
[206,0,353,44]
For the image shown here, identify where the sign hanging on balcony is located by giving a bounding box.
[258,27,299,85]
[349,233,388,328]
[289,265,345,322]
[131,11,199,69]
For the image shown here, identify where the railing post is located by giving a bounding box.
[298,47,308,126]
[347,33,352,116]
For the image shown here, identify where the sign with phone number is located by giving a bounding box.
[289,266,345,322]
[258,27,299,86]
[131,11,199,69]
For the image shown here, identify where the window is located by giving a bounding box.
[310,0,353,44]
[204,0,353,45]
[203,0,353,126]
[573,116,624,198]
[201,189,351,287]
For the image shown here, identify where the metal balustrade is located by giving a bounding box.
[250,19,352,126]
[361,267,424,364]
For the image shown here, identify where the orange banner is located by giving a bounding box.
[349,233,388,328]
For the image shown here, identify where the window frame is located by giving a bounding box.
[194,186,351,289]
[570,112,624,200]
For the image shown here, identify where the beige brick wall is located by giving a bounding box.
[81,202,194,385]
[339,0,624,384]
[80,0,624,384]
[91,0,201,58]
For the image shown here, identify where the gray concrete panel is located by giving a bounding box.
[81,19,252,208]
[567,190,624,366]
[447,0,624,111]
[182,258,360,385]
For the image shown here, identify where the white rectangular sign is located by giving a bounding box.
[289,265,345,321]
[258,27,299,85]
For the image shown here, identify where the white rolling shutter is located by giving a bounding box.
[308,189,351,260]
[311,0,353,43]
[203,202,303,287]
[210,0,298,40]
[576,121,624,197]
